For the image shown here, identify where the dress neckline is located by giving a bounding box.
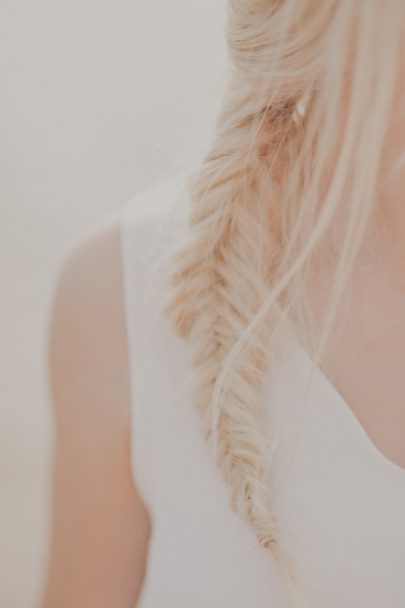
[283,316,405,479]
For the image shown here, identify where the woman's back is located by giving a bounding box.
[43,173,405,607]
[119,174,405,607]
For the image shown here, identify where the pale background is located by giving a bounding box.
[1,2,227,605]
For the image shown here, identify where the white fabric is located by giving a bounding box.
[119,173,405,607]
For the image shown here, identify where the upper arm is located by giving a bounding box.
[40,214,151,608]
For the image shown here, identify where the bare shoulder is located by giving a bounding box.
[48,213,132,440]
[42,212,151,607]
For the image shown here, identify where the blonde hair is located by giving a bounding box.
[163,1,404,604]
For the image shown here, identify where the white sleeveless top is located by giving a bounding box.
[119,173,405,607]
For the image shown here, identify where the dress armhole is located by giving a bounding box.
[119,204,159,518]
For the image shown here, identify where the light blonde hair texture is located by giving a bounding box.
[163,1,404,604]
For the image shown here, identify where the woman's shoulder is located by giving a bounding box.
[44,207,152,605]
[47,171,189,459]
[47,171,189,444]
[47,211,133,474]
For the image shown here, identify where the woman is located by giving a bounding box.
[41,1,405,606]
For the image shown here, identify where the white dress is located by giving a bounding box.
[119,172,405,607]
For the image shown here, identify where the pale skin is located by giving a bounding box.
[300,63,405,471]
[40,85,405,608]
[40,218,151,607]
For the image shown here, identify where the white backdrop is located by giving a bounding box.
[0,2,226,605]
